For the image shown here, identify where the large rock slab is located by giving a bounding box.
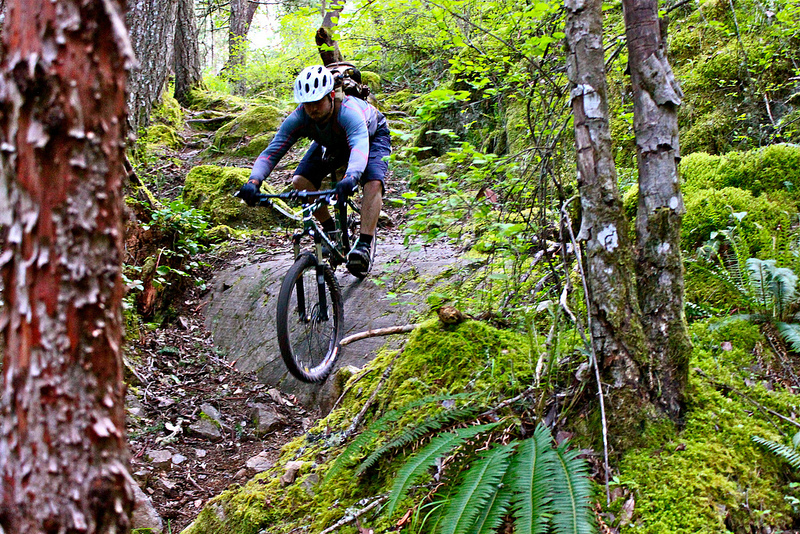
[203,238,457,411]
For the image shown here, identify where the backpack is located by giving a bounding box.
[327,61,377,106]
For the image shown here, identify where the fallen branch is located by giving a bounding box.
[340,324,419,347]
[319,494,388,534]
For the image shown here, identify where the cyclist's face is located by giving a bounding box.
[303,93,334,124]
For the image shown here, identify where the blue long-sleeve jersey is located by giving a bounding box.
[249,96,387,183]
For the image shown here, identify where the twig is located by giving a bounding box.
[340,324,419,347]
[694,368,799,434]
[561,197,611,506]
[480,384,538,417]
[329,367,376,414]
[345,350,403,438]
[319,495,388,534]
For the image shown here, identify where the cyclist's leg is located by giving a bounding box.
[294,143,333,223]
[357,125,390,237]
[359,181,383,236]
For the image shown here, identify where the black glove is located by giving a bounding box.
[335,176,358,204]
[238,179,261,206]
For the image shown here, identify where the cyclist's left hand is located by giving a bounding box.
[335,176,358,203]
[238,179,261,206]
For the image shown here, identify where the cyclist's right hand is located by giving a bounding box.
[237,179,261,206]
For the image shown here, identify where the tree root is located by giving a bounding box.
[339,324,420,347]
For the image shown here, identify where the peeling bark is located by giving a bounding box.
[565,0,654,448]
[126,0,180,132]
[174,0,203,105]
[622,0,691,419]
[0,0,134,531]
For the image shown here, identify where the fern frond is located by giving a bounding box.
[777,322,800,353]
[550,441,594,534]
[385,423,500,519]
[509,425,556,534]
[356,405,484,476]
[324,394,470,484]
[438,442,516,534]
[753,435,800,470]
[470,453,516,534]
[771,267,798,320]
[747,258,777,311]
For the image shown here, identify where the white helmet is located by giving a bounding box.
[294,65,335,103]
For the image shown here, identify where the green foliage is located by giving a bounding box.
[681,187,789,252]
[208,105,285,155]
[752,432,800,470]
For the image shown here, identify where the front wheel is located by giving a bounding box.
[276,253,343,383]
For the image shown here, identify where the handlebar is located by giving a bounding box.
[257,189,338,204]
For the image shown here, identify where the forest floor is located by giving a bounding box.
[124,110,415,532]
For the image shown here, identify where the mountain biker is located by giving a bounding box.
[237,64,391,278]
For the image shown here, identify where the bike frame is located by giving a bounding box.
[256,189,358,323]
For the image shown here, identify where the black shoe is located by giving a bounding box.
[347,240,374,279]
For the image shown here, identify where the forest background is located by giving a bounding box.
[2,0,800,532]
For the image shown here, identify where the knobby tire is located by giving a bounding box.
[276,253,343,383]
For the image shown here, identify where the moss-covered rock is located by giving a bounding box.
[682,186,790,252]
[360,70,381,93]
[209,105,285,156]
[151,91,184,129]
[182,165,291,230]
[181,320,534,534]
[143,124,183,150]
[681,144,800,197]
[680,108,735,156]
[185,88,246,113]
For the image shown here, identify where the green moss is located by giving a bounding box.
[682,187,790,252]
[143,124,183,150]
[360,70,381,93]
[504,96,529,157]
[209,105,285,155]
[182,165,290,230]
[185,88,246,113]
[151,91,184,129]
[680,109,735,156]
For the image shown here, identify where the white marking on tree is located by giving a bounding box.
[597,224,619,251]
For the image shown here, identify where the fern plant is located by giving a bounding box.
[752,432,800,470]
[380,423,594,534]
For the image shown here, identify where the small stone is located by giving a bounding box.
[267,388,283,404]
[301,473,320,496]
[246,451,273,472]
[172,453,187,465]
[234,468,248,480]
[200,403,223,425]
[195,448,207,458]
[280,461,305,486]
[161,478,177,490]
[146,450,173,471]
[189,419,222,441]
[250,403,287,436]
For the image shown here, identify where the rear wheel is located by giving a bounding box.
[276,253,343,383]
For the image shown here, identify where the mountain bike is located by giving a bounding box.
[245,188,361,383]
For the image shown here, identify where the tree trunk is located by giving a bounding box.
[316,0,345,65]
[227,0,257,95]
[622,0,691,419]
[174,0,204,105]
[127,0,179,132]
[0,0,135,532]
[564,0,654,448]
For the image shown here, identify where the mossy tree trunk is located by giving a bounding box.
[0,0,134,531]
[127,0,180,132]
[565,0,656,449]
[622,0,692,419]
[316,0,345,66]
[174,0,204,105]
